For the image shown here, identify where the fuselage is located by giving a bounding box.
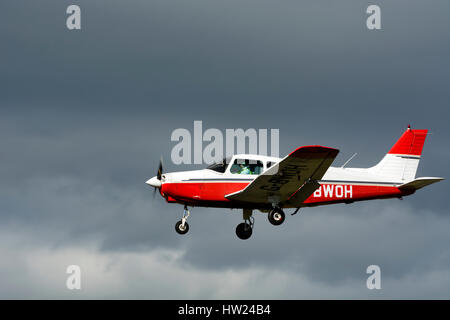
[153,154,413,209]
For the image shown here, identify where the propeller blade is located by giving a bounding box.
[157,157,163,180]
[148,156,164,200]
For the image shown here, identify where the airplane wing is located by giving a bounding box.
[225,145,339,205]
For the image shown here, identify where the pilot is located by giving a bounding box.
[239,164,252,175]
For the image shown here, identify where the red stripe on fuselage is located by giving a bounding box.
[161,182,249,203]
[160,182,408,207]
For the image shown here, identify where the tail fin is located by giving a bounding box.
[369,126,428,182]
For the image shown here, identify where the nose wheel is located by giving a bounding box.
[175,205,190,235]
[175,220,189,234]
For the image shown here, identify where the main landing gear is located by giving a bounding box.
[234,207,286,240]
[268,207,285,226]
[236,209,254,240]
[175,205,190,235]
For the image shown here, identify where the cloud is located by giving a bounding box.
[1,172,449,298]
[1,209,450,300]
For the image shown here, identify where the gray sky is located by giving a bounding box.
[0,0,449,299]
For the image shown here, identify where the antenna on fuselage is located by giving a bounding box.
[341,152,358,169]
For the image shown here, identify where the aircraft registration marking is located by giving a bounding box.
[313,185,353,198]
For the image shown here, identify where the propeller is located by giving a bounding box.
[157,158,163,181]
[153,158,162,199]
[146,157,163,199]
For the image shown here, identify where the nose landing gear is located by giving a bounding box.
[175,205,190,235]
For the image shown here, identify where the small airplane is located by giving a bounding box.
[146,126,444,239]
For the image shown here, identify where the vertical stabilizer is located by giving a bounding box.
[368,126,428,181]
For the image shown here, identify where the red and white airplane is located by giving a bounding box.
[146,126,443,239]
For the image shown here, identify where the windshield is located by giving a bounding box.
[206,157,230,173]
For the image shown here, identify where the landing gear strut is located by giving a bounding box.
[236,209,254,240]
[268,207,285,226]
[175,205,190,235]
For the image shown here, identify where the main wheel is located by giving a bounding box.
[236,222,253,240]
[268,208,285,226]
[175,220,189,235]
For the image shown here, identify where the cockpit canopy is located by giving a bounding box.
[206,155,279,175]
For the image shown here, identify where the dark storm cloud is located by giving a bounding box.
[0,0,449,298]
[2,0,449,115]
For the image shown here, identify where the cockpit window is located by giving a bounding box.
[230,159,263,175]
[206,157,230,173]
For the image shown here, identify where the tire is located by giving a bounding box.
[236,222,252,240]
[175,220,189,235]
[268,208,285,226]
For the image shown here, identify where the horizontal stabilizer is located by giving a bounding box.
[398,177,444,191]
